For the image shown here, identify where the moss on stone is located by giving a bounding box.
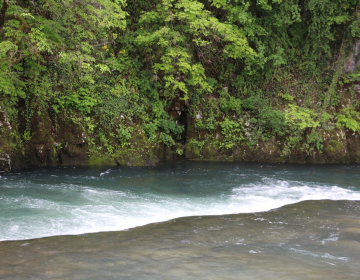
[89,154,117,166]
[185,141,201,160]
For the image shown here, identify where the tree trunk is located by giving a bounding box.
[0,0,9,33]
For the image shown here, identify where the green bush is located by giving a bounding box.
[336,108,360,132]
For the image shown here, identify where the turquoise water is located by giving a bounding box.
[1,162,360,279]
[1,162,360,241]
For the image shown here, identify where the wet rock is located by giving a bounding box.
[60,143,89,166]
[346,131,360,163]
[344,39,360,74]
[60,152,90,166]
[0,153,11,171]
[23,107,57,166]
[256,138,283,163]
[321,128,349,163]
[89,154,117,166]
[35,144,46,159]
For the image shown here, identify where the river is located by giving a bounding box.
[0,162,360,279]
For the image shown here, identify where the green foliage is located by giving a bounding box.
[219,118,244,149]
[22,130,31,142]
[189,138,205,152]
[53,88,99,114]
[176,148,183,156]
[258,107,287,136]
[285,105,319,130]
[0,0,359,158]
[242,95,263,111]
[134,0,256,100]
[116,126,133,147]
[159,132,175,147]
[97,131,114,154]
[336,107,360,132]
[281,93,294,101]
[219,90,242,113]
[305,131,323,154]
[321,112,332,123]
[304,0,358,58]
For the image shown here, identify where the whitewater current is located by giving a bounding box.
[1,162,360,241]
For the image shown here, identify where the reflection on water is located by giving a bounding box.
[1,200,360,279]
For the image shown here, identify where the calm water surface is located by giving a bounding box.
[0,162,360,279]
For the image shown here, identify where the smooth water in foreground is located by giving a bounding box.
[1,162,360,279]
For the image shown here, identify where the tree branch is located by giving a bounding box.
[0,53,33,66]
[5,14,30,30]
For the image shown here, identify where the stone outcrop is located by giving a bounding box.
[1,106,360,171]
[344,40,360,74]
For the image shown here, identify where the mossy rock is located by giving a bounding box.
[185,141,201,160]
[321,128,350,163]
[88,147,159,167]
[22,108,57,166]
[60,143,89,166]
[88,125,161,167]
[232,146,248,162]
[89,154,117,166]
[202,142,220,160]
[0,120,25,171]
[112,147,159,167]
[346,131,360,162]
[55,113,87,145]
[256,138,283,163]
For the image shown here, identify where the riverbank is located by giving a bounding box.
[1,2,360,171]
[1,88,360,172]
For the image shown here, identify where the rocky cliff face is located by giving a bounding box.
[345,40,360,74]
[1,104,360,172]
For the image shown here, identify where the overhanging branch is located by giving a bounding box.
[5,14,30,30]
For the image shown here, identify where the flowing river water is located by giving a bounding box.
[0,162,360,279]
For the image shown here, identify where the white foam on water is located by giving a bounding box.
[100,169,112,176]
[290,248,349,261]
[1,175,360,241]
[230,178,360,213]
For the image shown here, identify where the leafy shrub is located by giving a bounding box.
[219,90,242,113]
[242,95,263,111]
[116,126,133,147]
[281,93,294,101]
[159,132,175,147]
[284,105,319,130]
[258,107,287,136]
[305,131,323,153]
[219,118,244,148]
[189,139,205,152]
[336,108,360,132]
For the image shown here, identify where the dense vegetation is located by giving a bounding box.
[0,0,360,168]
